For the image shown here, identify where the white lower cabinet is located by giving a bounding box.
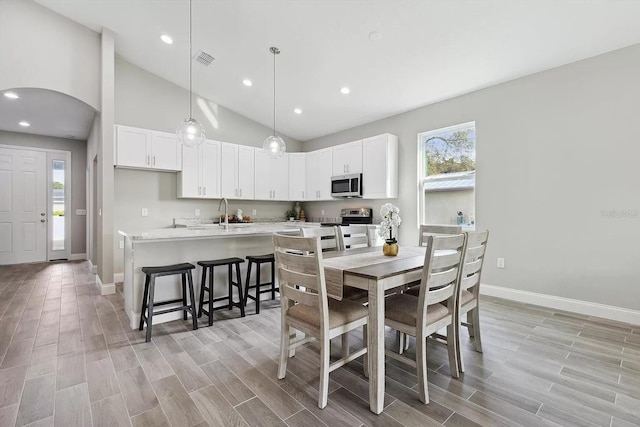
[306,147,333,200]
[221,143,255,199]
[362,133,398,199]
[254,149,290,200]
[288,152,306,201]
[177,140,221,199]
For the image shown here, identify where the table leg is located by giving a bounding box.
[368,278,384,414]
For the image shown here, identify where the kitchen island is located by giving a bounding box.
[118,223,306,329]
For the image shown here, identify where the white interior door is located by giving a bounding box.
[0,147,47,264]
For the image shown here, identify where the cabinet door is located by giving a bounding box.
[332,140,362,175]
[315,148,333,200]
[363,134,398,199]
[178,144,200,198]
[115,125,150,168]
[237,145,254,199]
[254,148,271,200]
[151,131,181,171]
[201,140,221,198]
[305,150,320,199]
[271,153,289,201]
[288,152,306,201]
[220,143,238,198]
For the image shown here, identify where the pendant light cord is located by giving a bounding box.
[273,49,277,137]
[189,0,193,119]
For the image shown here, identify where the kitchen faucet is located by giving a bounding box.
[218,198,229,230]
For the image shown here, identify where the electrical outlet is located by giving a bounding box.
[119,240,124,249]
[252,209,257,216]
[321,209,325,216]
[497,257,505,269]
[141,208,148,217]
[195,208,200,217]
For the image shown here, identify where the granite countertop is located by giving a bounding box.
[118,222,306,242]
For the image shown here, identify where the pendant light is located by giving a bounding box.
[262,47,286,158]
[177,0,205,147]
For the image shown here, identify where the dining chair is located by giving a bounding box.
[273,233,368,409]
[456,230,489,373]
[300,226,341,252]
[375,233,466,404]
[336,224,370,250]
[419,224,463,246]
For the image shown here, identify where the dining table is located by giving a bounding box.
[323,245,428,414]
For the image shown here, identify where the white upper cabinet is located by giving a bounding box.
[288,152,306,201]
[332,140,362,176]
[254,149,290,200]
[177,140,221,199]
[221,143,255,199]
[115,125,181,171]
[362,133,398,199]
[306,147,333,200]
[237,145,255,199]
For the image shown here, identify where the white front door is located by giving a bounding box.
[0,147,47,264]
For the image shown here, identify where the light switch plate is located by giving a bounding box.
[119,240,124,249]
[497,258,505,269]
[195,208,200,217]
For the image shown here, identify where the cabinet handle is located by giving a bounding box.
[198,186,201,195]
[203,187,206,195]
[240,188,242,197]
[302,191,304,199]
[153,156,156,166]
[147,155,150,165]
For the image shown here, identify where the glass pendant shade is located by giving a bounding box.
[263,134,286,158]
[177,117,205,147]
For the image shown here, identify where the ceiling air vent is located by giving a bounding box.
[193,50,214,67]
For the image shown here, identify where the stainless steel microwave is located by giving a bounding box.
[331,173,362,198]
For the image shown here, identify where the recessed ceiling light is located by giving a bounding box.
[160,34,173,44]
[242,79,253,87]
[293,108,302,115]
[340,87,350,95]
[369,31,382,42]
[18,121,30,127]
[3,92,19,99]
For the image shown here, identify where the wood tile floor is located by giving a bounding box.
[1,260,639,426]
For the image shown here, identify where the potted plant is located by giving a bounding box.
[285,210,297,221]
[378,203,401,256]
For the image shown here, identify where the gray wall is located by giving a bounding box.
[302,43,640,311]
[0,131,87,256]
[113,57,303,274]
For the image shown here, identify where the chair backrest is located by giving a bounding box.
[460,230,489,299]
[416,234,466,329]
[419,224,463,246]
[336,225,370,250]
[300,226,341,252]
[273,233,329,329]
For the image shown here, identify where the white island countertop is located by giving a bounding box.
[118,222,316,243]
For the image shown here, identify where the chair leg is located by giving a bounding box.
[278,317,290,379]
[447,323,459,378]
[471,307,482,353]
[397,330,404,354]
[139,275,150,331]
[145,275,156,343]
[197,266,206,318]
[208,267,214,327]
[466,310,475,338]
[416,334,429,404]
[341,333,350,359]
[181,273,188,321]
[227,264,233,310]
[318,335,330,409]
[187,271,198,331]
[244,261,252,307]
[255,265,261,314]
[363,325,369,378]
[235,263,245,317]
[270,260,276,300]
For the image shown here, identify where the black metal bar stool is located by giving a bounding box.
[139,263,197,342]
[243,254,277,314]
[197,257,245,326]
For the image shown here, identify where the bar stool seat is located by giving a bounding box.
[198,257,245,326]
[244,253,277,314]
[139,263,197,342]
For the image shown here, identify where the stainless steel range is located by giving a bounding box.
[333,208,373,225]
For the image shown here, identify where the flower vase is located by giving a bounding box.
[383,242,398,256]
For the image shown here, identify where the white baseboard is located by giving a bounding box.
[481,284,640,326]
[96,274,115,295]
[114,272,124,283]
[88,259,97,274]
[128,309,183,330]
[69,253,87,261]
